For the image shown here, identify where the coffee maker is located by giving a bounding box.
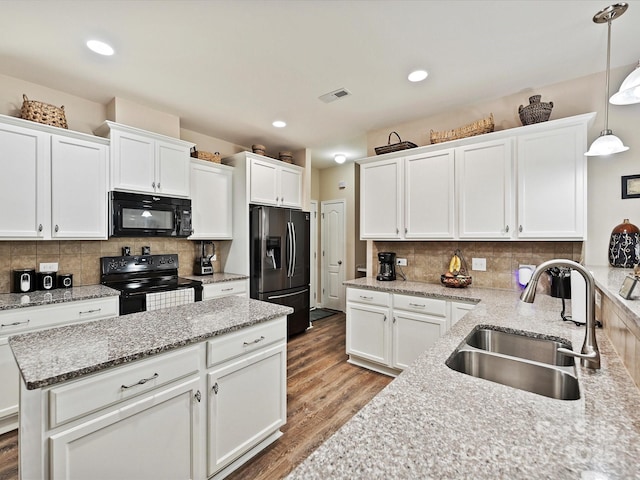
[194,241,214,275]
[376,252,396,281]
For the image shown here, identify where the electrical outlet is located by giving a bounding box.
[396,258,407,266]
[39,262,58,272]
[471,258,486,271]
[212,254,217,261]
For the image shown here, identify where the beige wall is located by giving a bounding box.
[0,73,106,135]
[367,65,640,268]
[107,97,181,138]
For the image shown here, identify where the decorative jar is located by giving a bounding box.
[609,219,640,268]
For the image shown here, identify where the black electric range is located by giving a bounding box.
[100,254,203,315]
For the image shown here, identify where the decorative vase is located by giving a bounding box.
[518,95,553,125]
[609,219,640,268]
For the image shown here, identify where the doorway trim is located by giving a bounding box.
[309,200,318,310]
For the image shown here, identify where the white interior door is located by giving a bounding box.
[310,201,318,310]
[321,200,345,311]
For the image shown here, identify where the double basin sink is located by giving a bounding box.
[446,325,580,400]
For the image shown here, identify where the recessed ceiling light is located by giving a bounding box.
[334,153,346,164]
[408,70,428,82]
[86,40,114,56]
[272,120,286,128]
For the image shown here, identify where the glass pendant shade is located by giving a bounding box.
[585,130,629,156]
[610,63,640,105]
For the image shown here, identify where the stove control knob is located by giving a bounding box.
[159,257,166,264]
[109,261,117,270]
[168,257,174,264]
[119,259,127,267]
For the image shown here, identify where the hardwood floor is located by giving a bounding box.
[0,312,392,480]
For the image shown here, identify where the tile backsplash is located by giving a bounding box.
[372,241,583,291]
[0,238,227,293]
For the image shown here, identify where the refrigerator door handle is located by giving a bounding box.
[287,221,293,278]
[267,289,308,300]
[291,221,297,277]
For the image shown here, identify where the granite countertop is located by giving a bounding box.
[182,272,248,285]
[288,274,640,479]
[9,296,293,390]
[0,284,120,311]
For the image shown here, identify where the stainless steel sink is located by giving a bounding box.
[465,327,574,366]
[446,325,580,400]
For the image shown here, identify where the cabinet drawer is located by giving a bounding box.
[202,280,247,300]
[207,317,286,368]
[48,345,200,428]
[393,294,447,317]
[0,297,118,336]
[347,288,390,307]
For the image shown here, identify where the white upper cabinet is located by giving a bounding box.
[360,158,403,239]
[517,123,587,239]
[98,121,192,198]
[0,115,109,240]
[189,159,233,240]
[360,151,456,240]
[249,156,303,209]
[456,139,513,239]
[358,112,594,241]
[405,150,455,239]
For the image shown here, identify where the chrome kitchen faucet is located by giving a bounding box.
[520,259,600,369]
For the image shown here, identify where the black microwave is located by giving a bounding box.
[110,191,192,237]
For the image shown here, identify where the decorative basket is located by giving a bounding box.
[374,131,418,155]
[252,144,266,155]
[430,114,494,144]
[20,94,68,129]
[279,151,293,164]
[518,95,553,125]
[190,147,221,163]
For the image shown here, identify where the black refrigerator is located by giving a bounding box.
[250,205,310,336]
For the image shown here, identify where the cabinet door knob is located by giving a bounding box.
[338,260,342,265]
[383,315,387,322]
[212,382,219,394]
[505,225,509,233]
[54,224,59,233]
[38,224,43,232]
[276,197,279,202]
[405,227,408,234]
[152,181,156,189]
[519,225,523,233]
[194,390,202,403]
[396,228,399,234]
[157,183,161,189]
[393,317,397,323]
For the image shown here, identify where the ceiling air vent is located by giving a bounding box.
[319,88,352,103]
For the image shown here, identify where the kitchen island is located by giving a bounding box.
[10,296,293,480]
[287,275,640,479]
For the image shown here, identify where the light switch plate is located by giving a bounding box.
[471,258,486,271]
[39,262,59,272]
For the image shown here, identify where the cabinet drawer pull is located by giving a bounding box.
[194,390,202,402]
[243,335,265,346]
[212,382,219,394]
[359,295,373,300]
[79,308,101,315]
[409,303,425,308]
[1,319,30,328]
[121,373,159,390]
[221,287,234,292]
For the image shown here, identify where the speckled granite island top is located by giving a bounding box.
[287,278,640,479]
[9,296,292,390]
[0,284,120,311]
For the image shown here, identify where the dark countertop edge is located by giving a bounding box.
[0,285,121,311]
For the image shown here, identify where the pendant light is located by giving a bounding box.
[610,60,640,105]
[585,3,629,157]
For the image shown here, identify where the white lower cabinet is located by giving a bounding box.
[49,376,201,480]
[0,296,119,435]
[207,343,286,477]
[450,301,477,329]
[346,288,447,376]
[18,317,287,480]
